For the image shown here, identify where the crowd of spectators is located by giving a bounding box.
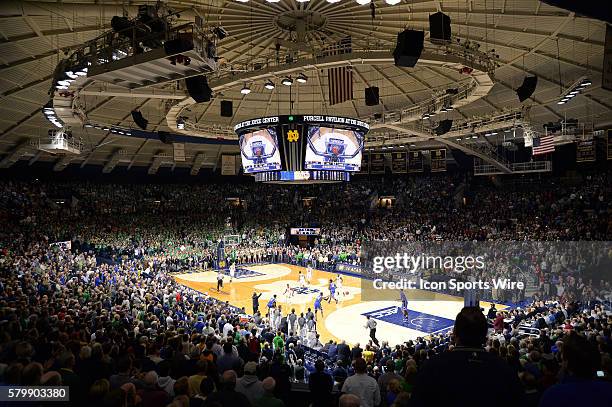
[0,171,610,406]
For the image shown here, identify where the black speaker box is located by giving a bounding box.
[131,110,148,130]
[365,87,380,106]
[158,131,173,144]
[429,12,452,42]
[393,30,424,68]
[435,119,453,135]
[516,76,538,102]
[220,100,233,117]
[185,76,212,103]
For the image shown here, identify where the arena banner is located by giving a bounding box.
[335,263,362,275]
[576,139,596,162]
[221,155,237,175]
[289,228,321,236]
[408,151,424,173]
[391,152,408,174]
[359,241,611,303]
[370,153,385,174]
[359,152,370,174]
[50,240,72,250]
[173,143,185,162]
[430,149,447,172]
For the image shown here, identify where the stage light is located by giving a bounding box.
[282,77,293,86]
[265,0,281,2]
[356,0,370,4]
[326,0,341,3]
[65,71,78,79]
[296,0,310,2]
[385,0,401,4]
[264,80,275,90]
[235,0,249,2]
[296,73,308,83]
[240,84,251,95]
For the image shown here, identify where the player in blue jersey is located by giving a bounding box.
[400,289,409,321]
[267,294,277,325]
[314,292,324,320]
[327,279,338,304]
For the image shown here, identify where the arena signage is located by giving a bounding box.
[289,227,321,236]
[234,116,279,131]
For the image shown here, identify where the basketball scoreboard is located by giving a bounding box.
[234,115,369,183]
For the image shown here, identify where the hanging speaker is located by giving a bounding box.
[157,131,173,144]
[220,100,233,117]
[185,76,212,103]
[429,12,452,42]
[435,119,453,135]
[365,87,380,106]
[516,76,538,102]
[393,30,424,68]
[131,110,148,130]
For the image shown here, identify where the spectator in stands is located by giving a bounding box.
[410,307,525,407]
[204,370,251,407]
[539,332,612,407]
[236,361,264,404]
[254,377,285,407]
[341,358,381,407]
[308,359,333,407]
[338,393,361,407]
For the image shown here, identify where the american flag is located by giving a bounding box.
[324,37,353,105]
[532,135,555,155]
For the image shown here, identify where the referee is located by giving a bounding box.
[365,315,379,346]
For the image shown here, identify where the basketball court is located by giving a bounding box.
[174,263,506,346]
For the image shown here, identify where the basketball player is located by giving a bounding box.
[283,283,294,303]
[336,274,344,299]
[400,289,409,321]
[327,279,338,304]
[298,271,306,288]
[267,294,277,326]
[314,292,324,320]
[216,270,224,292]
[229,262,236,283]
[297,312,306,339]
[306,264,313,284]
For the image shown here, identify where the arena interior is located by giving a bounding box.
[0,1,611,406]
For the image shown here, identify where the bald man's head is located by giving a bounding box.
[339,394,360,407]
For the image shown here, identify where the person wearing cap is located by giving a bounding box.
[236,361,264,404]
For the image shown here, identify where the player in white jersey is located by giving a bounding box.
[306,265,313,284]
[298,271,306,288]
[336,274,344,299]
[229,262,236,283]
[283,283,294,303]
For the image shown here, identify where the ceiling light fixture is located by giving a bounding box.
[355,0,370,4]
[240,83,251,95]
[296,73,308,83]
[281,77,293,86]
[264,80,275,90]
[384,0,401,4]
[557,76,591,106]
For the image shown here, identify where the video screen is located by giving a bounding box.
[239,128,282,173]
[304,126,364,171]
